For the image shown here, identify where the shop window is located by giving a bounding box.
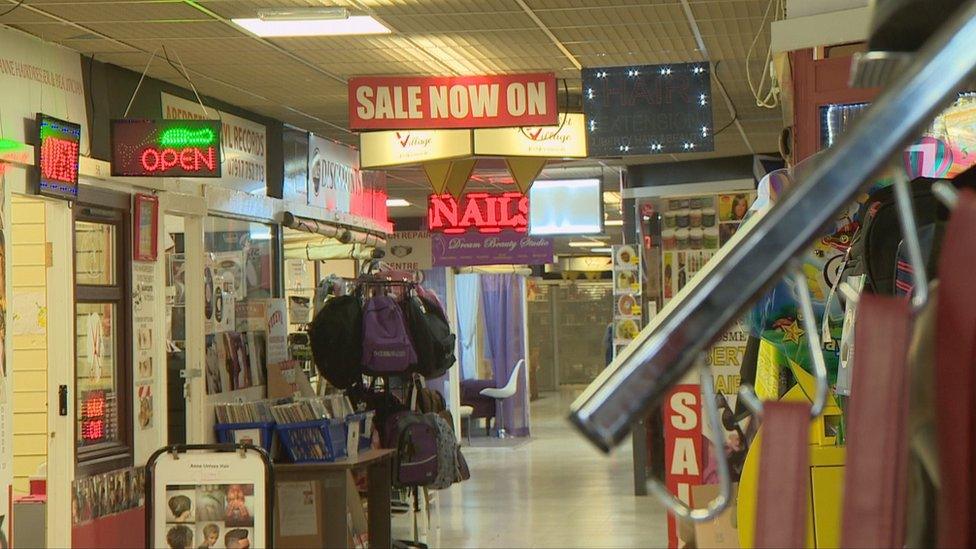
[819,102,870,150]
[203,217,278,395]
[74,202,132,474]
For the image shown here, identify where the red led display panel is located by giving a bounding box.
[111,119,222,178]
[35,113,82,200]
[428,191,528,235]
[80,390,107,443]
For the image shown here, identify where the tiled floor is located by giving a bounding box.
[431,387,669,548]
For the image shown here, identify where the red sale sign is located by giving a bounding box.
[663,384,703,548]
[349,73,558,130]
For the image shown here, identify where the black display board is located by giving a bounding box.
[582,63,714,156]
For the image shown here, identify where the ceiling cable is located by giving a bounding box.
[745,0,785,109]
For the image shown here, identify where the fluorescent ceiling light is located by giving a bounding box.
[386,198,411,208]
[605,219,624,226]
[258,7,348,21]
[232,15,390,37]
[568,241,598,248]
[590,247,613,253]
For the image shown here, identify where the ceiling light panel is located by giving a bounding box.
[232,15,391,37]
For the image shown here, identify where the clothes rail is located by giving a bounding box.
[569,0,976,453]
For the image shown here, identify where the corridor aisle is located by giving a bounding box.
[436,389,669,548]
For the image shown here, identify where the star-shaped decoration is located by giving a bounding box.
[780,320,805,345]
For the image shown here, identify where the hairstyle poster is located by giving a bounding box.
[150,448,269,549]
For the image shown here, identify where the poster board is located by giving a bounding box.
[147,445,272,549]
[612,244,642,357]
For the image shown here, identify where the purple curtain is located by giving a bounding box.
[480,274,530,437]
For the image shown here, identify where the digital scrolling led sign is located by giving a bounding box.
[582,62,714,157]
[111,119,222,178]
[428,191,528,234]
[35,113,82,200]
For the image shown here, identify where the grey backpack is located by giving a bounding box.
[425,413,461,490]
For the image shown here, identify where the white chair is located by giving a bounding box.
[479,359,525,438]
[458,405,474,444]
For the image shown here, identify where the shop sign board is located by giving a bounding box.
[663,383,704,549]
[162,93,267,193]
[34,113,81,200]
[386,231,433,271]
[582,63,714,157]
[431,231,552,267]
[473,112,588,158]
[307,133,389,226]
[0,25,88,197]
[111,119,222,178]
[349,73,558,130]
[359,128,472,169]
[427,191,528,235]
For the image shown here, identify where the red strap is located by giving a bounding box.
[754,401,810,548]
[841,294,912,548]
[935,190,976,548]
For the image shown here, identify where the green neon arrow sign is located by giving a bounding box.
[159,127,216,148]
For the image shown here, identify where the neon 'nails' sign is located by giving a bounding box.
[428,191,528,234]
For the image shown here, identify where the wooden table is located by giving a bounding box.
[274,449,394,549]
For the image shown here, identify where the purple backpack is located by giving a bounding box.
[362,295,417,375]
[389,413,440,486]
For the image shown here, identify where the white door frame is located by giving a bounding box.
[159,193,206,444]
[44,198,74,549]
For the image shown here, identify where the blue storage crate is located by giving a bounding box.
[214,421,275,452]
[346,411,375,452]
[276,418,348,463]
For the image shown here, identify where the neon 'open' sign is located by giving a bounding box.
[111,119,222,178]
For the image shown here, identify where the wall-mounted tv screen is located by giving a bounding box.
[529,178,603,235]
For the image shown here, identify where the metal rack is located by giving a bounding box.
[569,1,976,453]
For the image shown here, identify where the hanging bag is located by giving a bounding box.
[840,294,912,548]
[753,401,811,549]
[308,294,363,389]
[402,296,457,380]
[362,294,418,375]
[934,189,976,548]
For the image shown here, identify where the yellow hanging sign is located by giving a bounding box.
[360,129,472,169]
[473,113,588,158]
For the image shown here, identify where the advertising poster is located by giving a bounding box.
[386,231,433,271]
[162,93,268,194]
[71,466,146,525]
[612,244,642,356]
[663,383,703,549]
[150,449,269,549]
[656,192,756,548]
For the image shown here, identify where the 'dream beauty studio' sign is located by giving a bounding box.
[428,191,553,266]
[349,73,558,130]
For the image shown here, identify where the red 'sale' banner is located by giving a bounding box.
[663,383,704,549]
[348,73,558,130]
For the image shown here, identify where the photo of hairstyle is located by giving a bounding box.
[167,494,193,522]
[224,528,250,549]
[166,525,193,549]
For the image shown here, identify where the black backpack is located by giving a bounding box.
[309,294,363,389]
[843,179,944,295]
[402,295,456,379]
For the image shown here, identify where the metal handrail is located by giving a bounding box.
[569,0,976,453]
